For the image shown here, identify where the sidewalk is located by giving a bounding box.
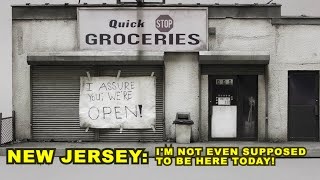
[1,141,320,157]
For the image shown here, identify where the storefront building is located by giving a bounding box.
[12,3,320,142]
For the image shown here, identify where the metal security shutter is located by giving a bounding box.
[31,66,96,141]
[31,65,165,142]
[98,65,164,142]
[201,65,265,75]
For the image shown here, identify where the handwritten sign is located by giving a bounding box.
[79,76,156,129]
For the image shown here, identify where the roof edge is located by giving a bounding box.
[272,17,320,25]
[11,3,282,7]
[12,5,281,20]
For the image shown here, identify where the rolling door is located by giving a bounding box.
[31,65,164,142]
[98,66,164,142]
[31,66,96,141]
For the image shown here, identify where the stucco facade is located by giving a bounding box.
[12,4,320,142]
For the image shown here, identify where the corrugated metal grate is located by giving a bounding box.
[32,66,96,141]
[31,65,164,142]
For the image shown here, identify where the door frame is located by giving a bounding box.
[288,71,319,141]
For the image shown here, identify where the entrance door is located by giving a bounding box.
[288,71,319,141]
[238,76,258,140]
[209,75,258,140]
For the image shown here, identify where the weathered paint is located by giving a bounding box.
[12,12,320,142]
[267,25,320,141]
[12,20,77,139]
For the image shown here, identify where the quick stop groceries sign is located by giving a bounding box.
[78,7,208,51]
[79,76,156,129]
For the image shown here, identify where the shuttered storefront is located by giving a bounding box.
[31,65,164,142]
[98,66,164,142]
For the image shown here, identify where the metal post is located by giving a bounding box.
[12,111,16,141]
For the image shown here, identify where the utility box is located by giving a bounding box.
[173,112,194,144]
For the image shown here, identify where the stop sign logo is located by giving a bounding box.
[155,15,174,32]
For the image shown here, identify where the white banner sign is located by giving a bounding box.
[78,7,208,51]
[79,76,156,129]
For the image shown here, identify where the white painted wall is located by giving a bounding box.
[208,19,275,52]
[200,75,208,141]
[258,75,266,141]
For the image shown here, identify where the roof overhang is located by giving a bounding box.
[12,4,281,20]
[27,51,164,65]
[199,51,270,65]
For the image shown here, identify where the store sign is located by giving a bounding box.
[78,8,208,51]
[79,76,156,129]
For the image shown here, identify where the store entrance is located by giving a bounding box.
[288,71,319,141]
[209,75,258,141]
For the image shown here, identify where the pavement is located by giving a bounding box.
[1,141,320,157]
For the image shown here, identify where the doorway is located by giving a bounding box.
[288,71,319,141]
[209,75,258,141]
